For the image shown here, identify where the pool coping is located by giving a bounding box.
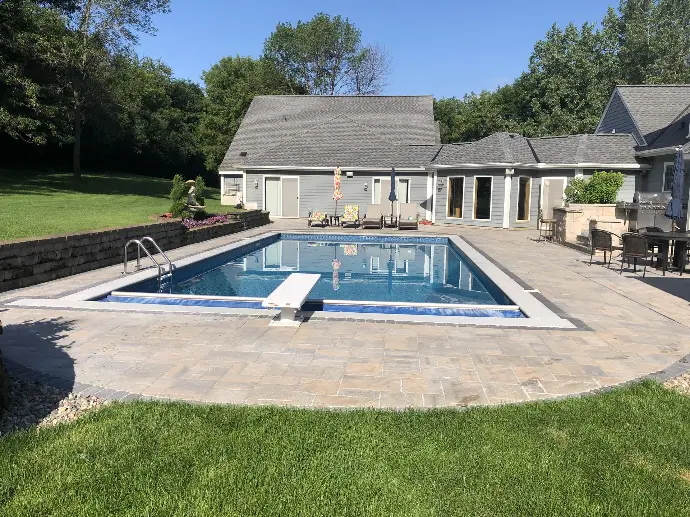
[8,231,576,329]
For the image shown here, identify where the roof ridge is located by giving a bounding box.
[574,134,588,163]
[252,94,434,98]
[617,84,690,88]
[645,100,690,148]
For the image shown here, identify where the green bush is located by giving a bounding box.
[194,175,206,206]
[169,174,190,218]
[564,171,624,204]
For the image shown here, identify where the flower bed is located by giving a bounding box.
[181,214,231,229]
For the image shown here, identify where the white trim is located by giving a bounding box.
[262,175,301,218]
[636,147,690,157]
[242,172,247,206]
[425,172,432,221]
[663,162,675,192]
[515,175,532,222]
[445,175,466,220]
[242,165,426,172]
[432,169,438,223]
[502,173,511,228]
[430,162,649,170]
[539,176,568,217]
[472,175,493,221]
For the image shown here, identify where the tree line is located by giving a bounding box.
[3,1,690,183]
[1,3,390,182]
[435,0,690,143]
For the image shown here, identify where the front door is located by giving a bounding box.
[281,177,299,218]
[541,178,565,219]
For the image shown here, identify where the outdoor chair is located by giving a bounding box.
[589,229,621,267]
[537,208,556,242]
[619,232,661,278]
[637,226,667,268]
[398,203,419,230]
[361,205,383,229]
[341,205,360,228]
[307,210,329,228]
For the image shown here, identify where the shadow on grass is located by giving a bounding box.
[0,170,173,198]
[0,317,76,433]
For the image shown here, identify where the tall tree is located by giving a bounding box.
[648,0,690,83]
[263,13,390,95]
[59,0,170,178]
[618,0,654,84]
[198,56,299,171]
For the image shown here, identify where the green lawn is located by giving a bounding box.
[0,170,229,241]
[1,381,689,516]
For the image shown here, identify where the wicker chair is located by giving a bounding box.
[589,229,620,267]
[637,226,667,267]
[619,232,660,277]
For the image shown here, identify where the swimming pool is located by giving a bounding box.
[14,231,573,328]
[106,233,518,314]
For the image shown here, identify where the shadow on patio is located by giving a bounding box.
[635,276,690,304]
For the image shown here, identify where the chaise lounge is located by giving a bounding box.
[307,210,329,227]
[361,204,383,229]
[341,205,360,228]
[397,203,419,230]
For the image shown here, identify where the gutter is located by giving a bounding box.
[429,162,650,170]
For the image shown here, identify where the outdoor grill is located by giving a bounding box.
[617,191,675,232]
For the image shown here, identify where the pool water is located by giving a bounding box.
[116,234,515,308]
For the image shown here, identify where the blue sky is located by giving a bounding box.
[137,0,617,99]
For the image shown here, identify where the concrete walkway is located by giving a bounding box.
[1,219,690,408]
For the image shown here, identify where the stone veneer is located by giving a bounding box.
[553,204,626,246]
[0,210,269,292]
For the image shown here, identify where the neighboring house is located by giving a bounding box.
[220,90,690,229]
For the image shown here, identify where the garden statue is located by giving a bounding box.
[185,180,204,212]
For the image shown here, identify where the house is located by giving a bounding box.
[218,88,690,229]
[596,85,690,196]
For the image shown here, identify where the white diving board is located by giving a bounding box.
[262,273,321,326]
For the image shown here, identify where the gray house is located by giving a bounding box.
[218,90,686,229]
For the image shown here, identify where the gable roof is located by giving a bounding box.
[220,95,439,169]
[432,133,641,167]
[615,85,690,147]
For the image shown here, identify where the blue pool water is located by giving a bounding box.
[106,234,521,318]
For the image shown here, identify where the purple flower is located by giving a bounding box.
[182,214,231,229]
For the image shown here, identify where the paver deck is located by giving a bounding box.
[2,219,690,408]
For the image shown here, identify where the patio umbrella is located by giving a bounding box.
[388,167,397,217]
[665,147,685,226]
[333,167,343,216]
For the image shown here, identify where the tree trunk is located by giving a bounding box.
[72,100,81,179]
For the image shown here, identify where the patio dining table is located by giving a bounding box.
[641,231,690,275]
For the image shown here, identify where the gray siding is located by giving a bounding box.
[597,91,645,145]
[245,170,429,218]
[435,169,506,228]
[645,155,690,200]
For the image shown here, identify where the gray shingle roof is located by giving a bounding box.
[616,85,690,145]
[220,95,439,169]
[431,133,639,166]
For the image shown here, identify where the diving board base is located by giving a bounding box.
[269,307,303,327]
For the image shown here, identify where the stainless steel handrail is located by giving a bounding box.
[140,237,173,275]
[124,239,163,278]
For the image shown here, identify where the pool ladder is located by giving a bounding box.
[124,237,175,287]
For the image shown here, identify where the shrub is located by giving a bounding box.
[564,171,624,204]
[194,175,206,206]
[169,174,190,217]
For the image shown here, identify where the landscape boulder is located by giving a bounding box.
[0,320,8,414]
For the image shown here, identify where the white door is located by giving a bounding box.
[281,177,299,218]
[265,177,281,217]
[541,178,566,219]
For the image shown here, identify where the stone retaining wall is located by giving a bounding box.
[0,210,269,292]
[553,204,626,245]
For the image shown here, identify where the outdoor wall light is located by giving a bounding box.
[254,180,259,189]
[364,182,368,191]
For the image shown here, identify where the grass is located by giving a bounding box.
[0,170,231,241]
[1,381,689,516]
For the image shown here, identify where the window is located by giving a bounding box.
[473,177,493,220]
[664,163,675,192]
[517,177,531,221]
[223,176,242,196]
[447,177,464,218]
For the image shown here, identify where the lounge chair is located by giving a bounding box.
[341,205,360,228]
[398,203,419,230]
[361,205,383,229]
[307,210,329,227]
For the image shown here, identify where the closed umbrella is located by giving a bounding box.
[333,167,343,216]
[665,147,685,225]
[388,167,397,218]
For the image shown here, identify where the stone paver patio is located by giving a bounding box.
[1,219,690,408]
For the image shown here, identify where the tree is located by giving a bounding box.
[618,0,654,84]
[198,56,298,171]
[263,13,390,95]
[647,0,690,83]
[59,0,171,178]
